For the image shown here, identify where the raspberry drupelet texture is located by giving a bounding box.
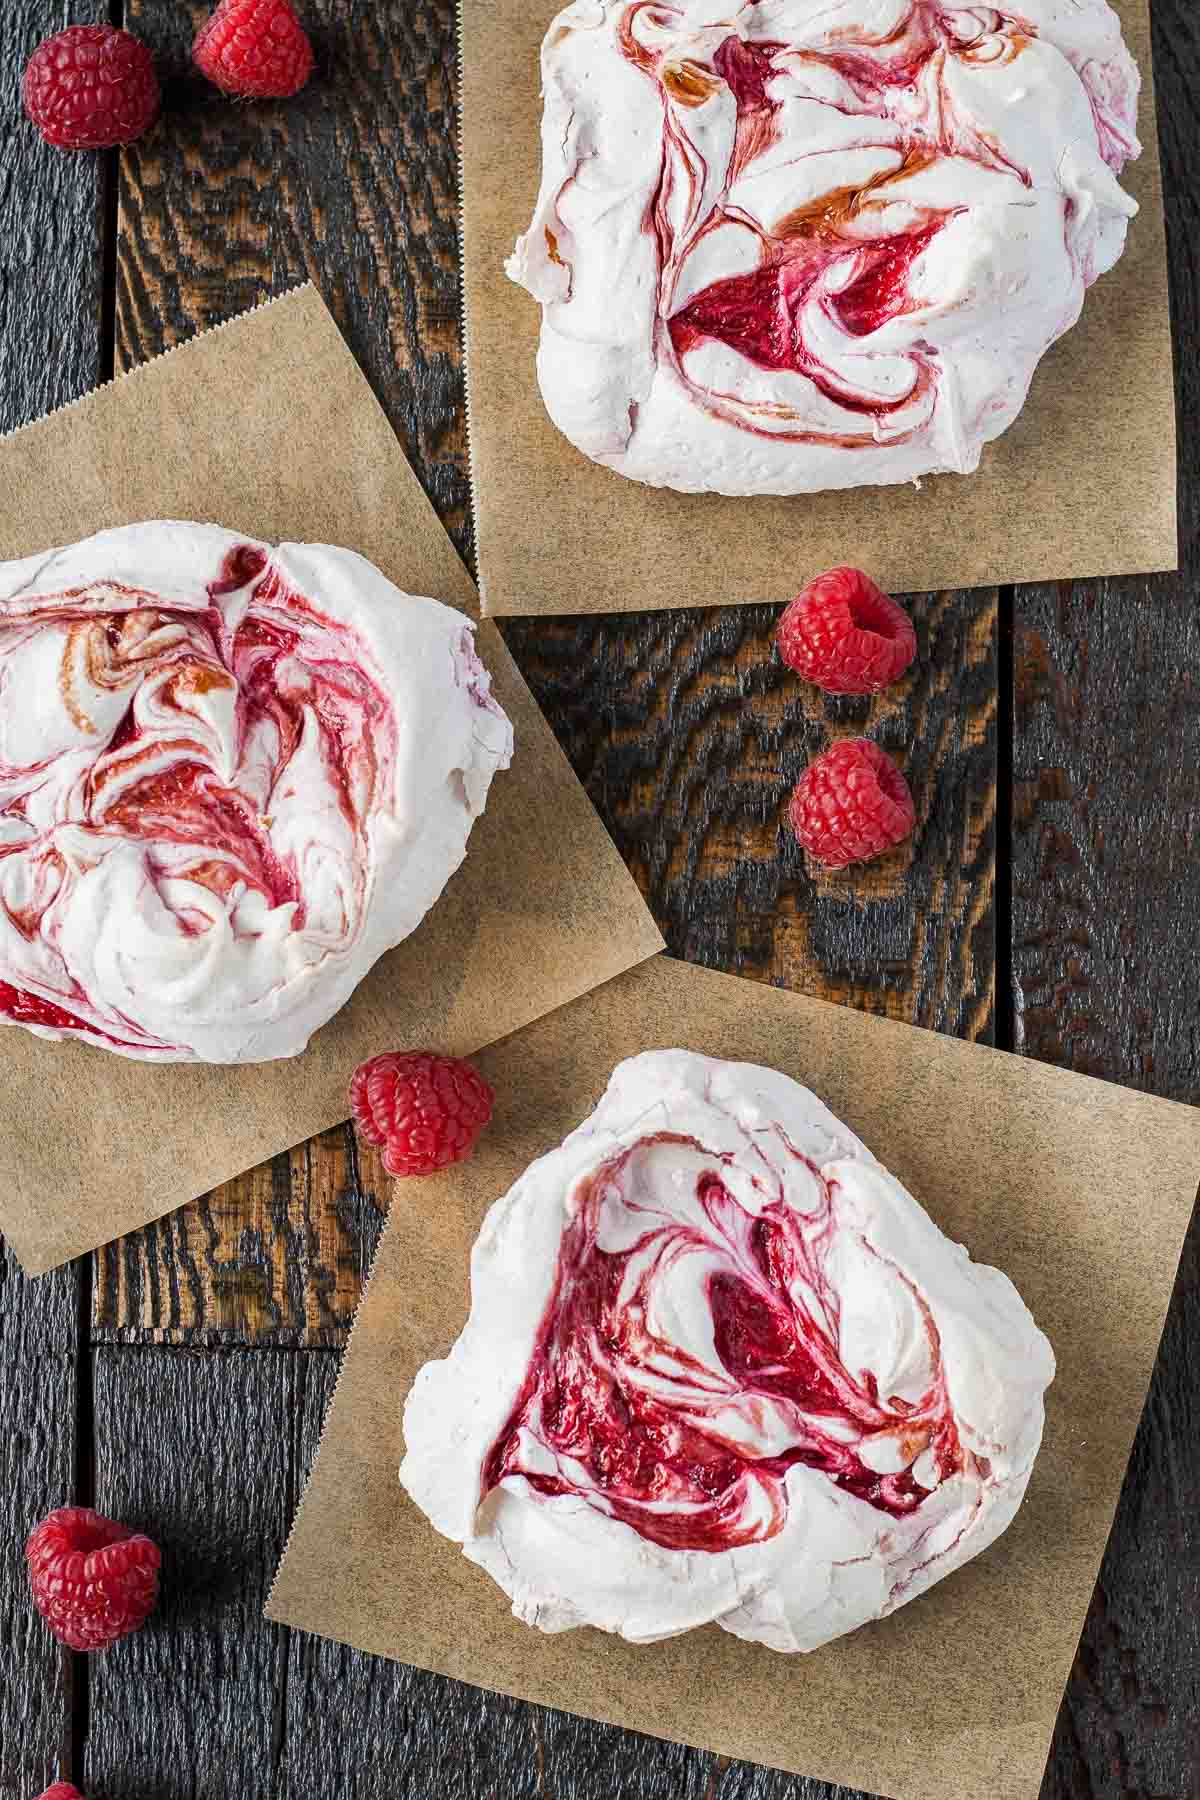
[788,738,915,868]
[350,1052,495,1178]
[193,0,315,98]
[27,1507,160,1652]
[22,26,160,151]
[777,568,917,696]
[38,1785,87,1799]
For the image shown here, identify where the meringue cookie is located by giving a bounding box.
[508,0,1140,495]
[0,522,513,1063]
[402,1050,1054,1652]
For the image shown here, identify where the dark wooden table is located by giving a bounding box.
[1,3,1197,1797]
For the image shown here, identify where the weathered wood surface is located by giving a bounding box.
[1013,585,1200,1800]
[503,589,999,1038]
[118,0,472,552]
[0,0,1195,1793]
[0,2,107,428]
[85,1348,304,1800]
[0,1241,81,1797]
[1,4,103,1793]
[94,1127,388,1347]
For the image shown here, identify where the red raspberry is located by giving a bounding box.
[38,1786,86,1800]
[350,1052,495,1178]
[788,738,915,868]
[193,0,316,99]
[22,26,160,152]
[777,567,916,695]
[27,1507,160,1652]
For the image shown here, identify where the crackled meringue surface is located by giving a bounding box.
[402,1050,1055,1652]
[508,0,1141,495]
[0,523,513,1063]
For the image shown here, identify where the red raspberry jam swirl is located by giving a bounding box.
[483,1135,965,1553]
[0,979,139,1049]
[0,545,394,1055]
[619,2,1039,445]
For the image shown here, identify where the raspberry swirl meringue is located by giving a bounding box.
[508,0,1141,495]
[402,1050,1054,1652]
[0,523,513,1063]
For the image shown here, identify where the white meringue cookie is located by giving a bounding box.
[401,1049,1054,1653]
[508,0,1140,495]
[0,522,513,1063]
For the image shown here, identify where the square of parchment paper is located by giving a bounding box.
[269,956,1200,1800]
[0,286,662,1273]
[462,0,1176,616]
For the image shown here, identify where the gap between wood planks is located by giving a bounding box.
[69,1,120,1772]
[994,585,1015,1056]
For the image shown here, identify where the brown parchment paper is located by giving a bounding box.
[462,0,1176,616]
[0,285,663,1275]
[269,954,1200,1800]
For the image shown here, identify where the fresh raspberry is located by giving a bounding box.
[788,738,915,868]
[193,0,315,99]
[27,1507,160,1652]
[777,568,917,695]
[37,1785,86,1800]
[22,26,160,152]
[350,1052,494,1178]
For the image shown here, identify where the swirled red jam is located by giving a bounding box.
[482,1140,962,1552]
[507,0,1141,494]
[401,1051,1055,1651]
[0,523,512,1062]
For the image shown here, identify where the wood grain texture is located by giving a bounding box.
[0,3,107,440]
[1,5,104,1792]
[0,1239,80,1798]
[1012,586,1200,1800]
[94,1128,387,1346]
[502,587,997,1041]
[86,1347,313,1800]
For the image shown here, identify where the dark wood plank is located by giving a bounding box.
[1011,586,1200,1094]
[94,1127,387,1346]
[0,1239,80,1797]
[1012,584,1200,1800]
[503,586,998,1042]
[1,2,109,1791]
[0,3,108,435]
[85,1346,313,1799]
